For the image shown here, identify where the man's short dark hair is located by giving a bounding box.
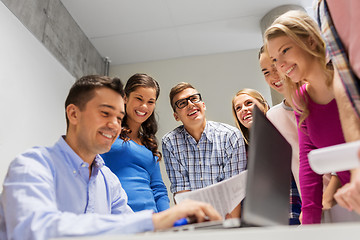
[65,75,124,128]
[169,82,196,112]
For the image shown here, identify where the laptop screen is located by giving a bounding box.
[241,105,292,226]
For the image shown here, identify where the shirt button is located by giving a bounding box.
[81,163,87,167]
[199,161,202,165]
[200,177,203,181]
[73,170,76,174]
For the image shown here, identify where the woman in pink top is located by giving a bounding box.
[264,10,350,224]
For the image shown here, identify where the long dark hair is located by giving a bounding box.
[120,73,162,160]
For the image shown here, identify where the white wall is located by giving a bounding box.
[110,50,272,204]
[0,2,74,187]
[110,50,272,140]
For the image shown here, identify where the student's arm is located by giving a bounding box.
[322,175,342,210]
[332,68,360,214]
[150,161,170,212]
[226,203,241,219]
[333,68,360,143]
[296,114,323,224]
[152,199,222,230]
[334,151,360,214]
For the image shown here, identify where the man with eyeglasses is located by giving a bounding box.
[162,82,247,217]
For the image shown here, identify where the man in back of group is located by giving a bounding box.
[162,82,247,216]
[315,0,360,214]
[0,75,221,240]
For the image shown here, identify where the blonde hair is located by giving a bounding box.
[232,88,270,144]
[264,10,332,128]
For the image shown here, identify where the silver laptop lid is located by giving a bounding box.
[242,105,292,226]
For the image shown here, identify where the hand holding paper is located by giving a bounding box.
[308,140,360,174]
[174,170,247,218]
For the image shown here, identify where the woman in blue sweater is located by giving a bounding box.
[101,73,170,212]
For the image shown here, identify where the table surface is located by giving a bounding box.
[54,222,360,240]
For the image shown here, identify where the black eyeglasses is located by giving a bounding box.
[174,93,202,109]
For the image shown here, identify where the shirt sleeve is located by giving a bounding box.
[295,113,323,224]
[162,138,190,193]
[150,161,170,212]
[1,154,154,240]
[223,130,247,180]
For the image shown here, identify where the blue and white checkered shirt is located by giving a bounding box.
[162,121,247,193]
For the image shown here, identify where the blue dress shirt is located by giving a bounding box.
[0,137,154,240]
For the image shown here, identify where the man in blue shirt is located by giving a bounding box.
[162,82,247,217]
[0,75,221,240]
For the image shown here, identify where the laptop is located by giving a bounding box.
[161,105,292,231]
[242,104,292,226]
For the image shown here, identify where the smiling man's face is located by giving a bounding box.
[172,88,206,129]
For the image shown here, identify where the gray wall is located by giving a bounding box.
[1,0,104,78]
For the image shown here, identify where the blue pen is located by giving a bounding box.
[173,217,189,227]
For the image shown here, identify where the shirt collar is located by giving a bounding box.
[202,121,213,142]
[181,121,213,143]
[281,99,293,111]
[55,136,105,171]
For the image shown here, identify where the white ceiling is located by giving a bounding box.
[60,0,314,65]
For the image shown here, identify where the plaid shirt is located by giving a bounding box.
[289,174,301,225]
[162,121,247,193]
[316,0,360,117]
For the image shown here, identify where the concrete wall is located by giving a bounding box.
[1,0,104,78]
[0,1,74,187]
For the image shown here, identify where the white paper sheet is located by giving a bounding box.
[174,170,247,218]
[308,140,360,174]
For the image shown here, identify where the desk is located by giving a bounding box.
[56,222,360,240]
